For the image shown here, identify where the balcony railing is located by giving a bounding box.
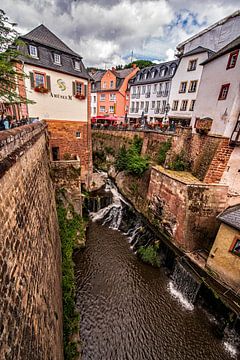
[145,92,151,98]
[154,108,160,114]
[130,108,135,113]
[156,91,162,97]
[132,93,137,99]
[136,93,140,99]
[162,91,169,97]
[144,107,149,113]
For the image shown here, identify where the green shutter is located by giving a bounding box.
[84,84,87,97]
[72,81,76,95]
[46,75,51,91]
[29,72,34,88]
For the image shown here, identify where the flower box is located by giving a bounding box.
[34,85,49,94]
[75,93,85,100]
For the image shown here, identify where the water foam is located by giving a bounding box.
[168,281,194,311]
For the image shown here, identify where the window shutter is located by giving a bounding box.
[84,84,87,97]
[46,75,51,91]
[72,81,76,95]
[29,72,34,88]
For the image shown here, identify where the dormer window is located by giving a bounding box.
[53,53,61,65]
[170,67,175,76]
[160,68,166,77]
[29,45,38,58]
[151,71,155,79]
[74,60,81,71]
[144,73,148,79]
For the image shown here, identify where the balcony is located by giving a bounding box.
[156,91,163,97]
[144,107,149,113]
[132,93,137,99]
[136,93,140,99]
[130,107,135,113]
[154,108,160,114]
[145,92,151,98]
[162,91,169,97]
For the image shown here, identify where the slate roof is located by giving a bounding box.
[217,204,240,231]
[130,59,179,86]
[91,67,137,91]
[201,36,240,65]
[181,46,215,58]
[19,24,90,80]
[91,70,106,82]
[114,68,134,78]
[20,24,79,57]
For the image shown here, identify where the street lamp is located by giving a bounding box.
[162,103,170,125]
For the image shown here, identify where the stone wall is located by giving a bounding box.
[115,166,228,252]
[92,129,226,181]
[0,124,63,359]
[47,119,92,186]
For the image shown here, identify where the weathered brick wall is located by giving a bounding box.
[47,119,92,186]
[0,124,63,359]
[92,129,225,181]
[204,138,234,184]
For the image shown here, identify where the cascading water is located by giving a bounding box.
[223,326,240,358]
[168,260,201,311]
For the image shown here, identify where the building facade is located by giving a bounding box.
[90,70,105,117]
[18,24,92,185]
[207,205,240,292]
[128,60,178,124]
[91,66,139,120]
[168,47,214,125]
[177,10,240,56]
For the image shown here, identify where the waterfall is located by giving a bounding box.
[90,180,129,230]
[223,326,240,358]
[168,260,201,311]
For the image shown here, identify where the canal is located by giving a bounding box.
[74,184,237,360]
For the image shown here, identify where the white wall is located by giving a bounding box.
[192,52,240,137]
[24,64,88,121]
[221,147,240,205]
[168,52,208,119]
[183,14,240,54]
[91,92,97,117]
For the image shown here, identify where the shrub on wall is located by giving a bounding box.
[57,191,86,360]
[115,136,149,176]
[157,140,172,165]
[169,151,190,171]
[137,243,160,267]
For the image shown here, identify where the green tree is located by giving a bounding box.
[0,9,28,103]
[124,60,155,69]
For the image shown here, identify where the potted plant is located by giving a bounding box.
[34,84,49,94]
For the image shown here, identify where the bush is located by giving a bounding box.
[169,151,190,171]
[115,137,149,176]
[137,244,160,267]
[157,140,171,165]
[57,194,86,360]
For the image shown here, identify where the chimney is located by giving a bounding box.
[132,63,137,68]
[112,67,116,71]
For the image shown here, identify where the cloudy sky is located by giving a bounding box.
[3,0,240,68]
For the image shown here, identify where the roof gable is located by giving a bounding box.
[201,36,240,65]
[218,204,240,231]
[20,24,80,57]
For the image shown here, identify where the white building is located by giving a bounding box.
[168,47,214,125]
[90,70,105,117]
[177,10,240,56]
[128,60,179,124]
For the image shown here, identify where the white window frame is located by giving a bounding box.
[100,106,105,113]
[29,45,38,58]
[109,106,114,113]
[100,94,105,101]
[53,53,61,65]
[74,60,81,71]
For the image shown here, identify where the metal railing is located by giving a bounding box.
[145,92,151,98]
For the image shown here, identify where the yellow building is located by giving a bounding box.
[207,204,240,292]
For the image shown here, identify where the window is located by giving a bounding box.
[170,66,175,75]
[227,50,239,69]
[172,100,179,111]
[151,71,155,79]
[153,84,157,93]
[156,101,160,109]
[110,80,114,88]
[76,131,81,138]
[145,101,149,112]
[142,85,146,94]
[144,73,148,79]
[189,100,196,111]
[229,236,240,257]
[100,106,105,112]
[110,93,116,101]
[52,147,59,161]
[187,59,197,71]
[160,68,166,77]
[53,53,61,65]
[100,94,105,101]
[93,95,96,102]
[35,72,45,87]
[140,101,144,109]
[179,81,187,93]
[189,80,198,93]
[147,85,151,94]
[162,100,166,112]
[132,86,136,94]
[29,45,38,58]
[76,82,82,94]
[180,100,188,111]
[218,83,230,100]
[151,101,155,109]
[136,102,139,112]
[74,60,81,71]
[103,81,106,89]
[109,106,114,113]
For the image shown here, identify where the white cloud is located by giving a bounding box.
[2,0,240,68]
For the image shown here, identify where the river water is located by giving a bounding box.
[74,183,237,360]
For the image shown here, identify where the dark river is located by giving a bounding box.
[74,219,235,360]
